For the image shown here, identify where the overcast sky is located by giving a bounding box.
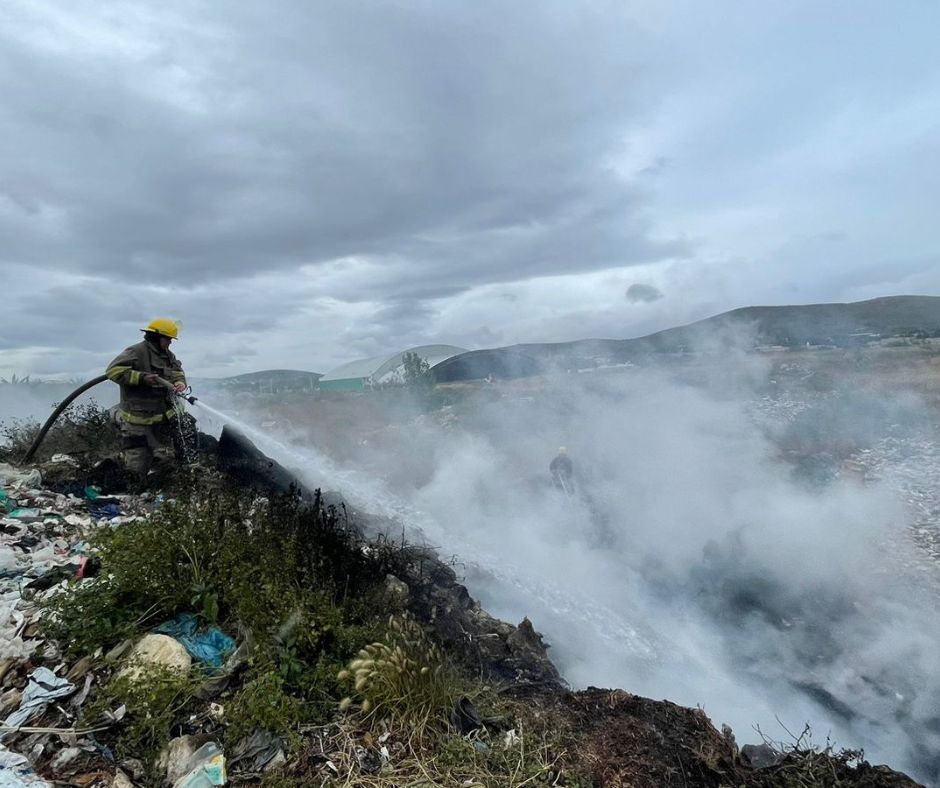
[2,0,939,379]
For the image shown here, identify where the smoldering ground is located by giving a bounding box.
[171,361,940,784]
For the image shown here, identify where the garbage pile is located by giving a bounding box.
[1,461,144,664]
[848,435,940,599]
[0,462,252,787]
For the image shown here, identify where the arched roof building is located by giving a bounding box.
[319,345,468,391]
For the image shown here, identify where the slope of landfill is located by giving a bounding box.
[0,412,929,787]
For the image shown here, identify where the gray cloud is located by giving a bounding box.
[626,283,664,303]
[0,0,674,300]
[1,0,938,379]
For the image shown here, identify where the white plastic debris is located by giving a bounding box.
[172,742,226,788]
[0,744,52,787]
[0,668,74,738]
[119,635,192,680]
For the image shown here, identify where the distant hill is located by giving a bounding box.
[625,294,940,351]
[437,296,940,380]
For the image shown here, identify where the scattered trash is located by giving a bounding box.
[229,729,282,773]
[111,769,134,788]
[6,511,43,524]
[0,745,52,787]
[741,742,783,769]
[502,729,521,749]
[75,556,100,579]
[354,744,382,774]
[0,548,20,579]
[102,706,126,724]
[0,693,19,718]
[118,758,145,781]
[119,635,192,680]
[70,675,93,709]
[1,669,74,739]
[162,739,226,788]
[450,696,484,734]
[0,456,219,783]
[49,746,81,771]
[87,503,121,521]
[152,614,235,670]
[0,466,42,488]
[104,640,132,664]
[70,771,109,786]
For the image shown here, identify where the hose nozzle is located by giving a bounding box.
[155,377,197,405]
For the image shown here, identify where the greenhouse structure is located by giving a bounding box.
[318,345,468,391]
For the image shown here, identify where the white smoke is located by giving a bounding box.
[398,370,938,782]
[197,360,939,783]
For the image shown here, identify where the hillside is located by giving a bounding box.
[491,295,940,375]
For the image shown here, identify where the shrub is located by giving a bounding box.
[224,670,306,746]
[0,401,120,465]
[337,613,461,733]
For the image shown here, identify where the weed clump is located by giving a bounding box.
[0,401,120,465]
[337,613,460,732]
[224,670,305,746]
[82,665,203,765]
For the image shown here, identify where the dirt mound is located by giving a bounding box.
[548,688,923,788]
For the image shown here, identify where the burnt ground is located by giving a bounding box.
[220,428,926,787]
[545,687,922,788]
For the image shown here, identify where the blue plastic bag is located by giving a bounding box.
[153,614,235,670]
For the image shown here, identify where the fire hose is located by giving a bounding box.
[21,376,196,464]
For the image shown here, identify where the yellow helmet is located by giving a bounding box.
[142,318,180,339]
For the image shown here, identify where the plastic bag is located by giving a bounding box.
[173,742,226,788]
[153,614,235,670]
[0,465,41,489]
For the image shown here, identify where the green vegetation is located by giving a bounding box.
[83,667,205,764]
[337,613,462,735]
[41,479,401,760]
[401,351,434,391]
[0,400,120,465]
[38,472,586,784]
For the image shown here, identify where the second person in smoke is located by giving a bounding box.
[550,446,574,494]
[105,318,189,481]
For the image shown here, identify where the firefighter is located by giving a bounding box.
[550,446,574,494]
[105,318,189,480]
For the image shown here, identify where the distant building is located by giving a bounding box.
[431,348,542,383]
[203,370,322,394]
[318,345,468,391]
